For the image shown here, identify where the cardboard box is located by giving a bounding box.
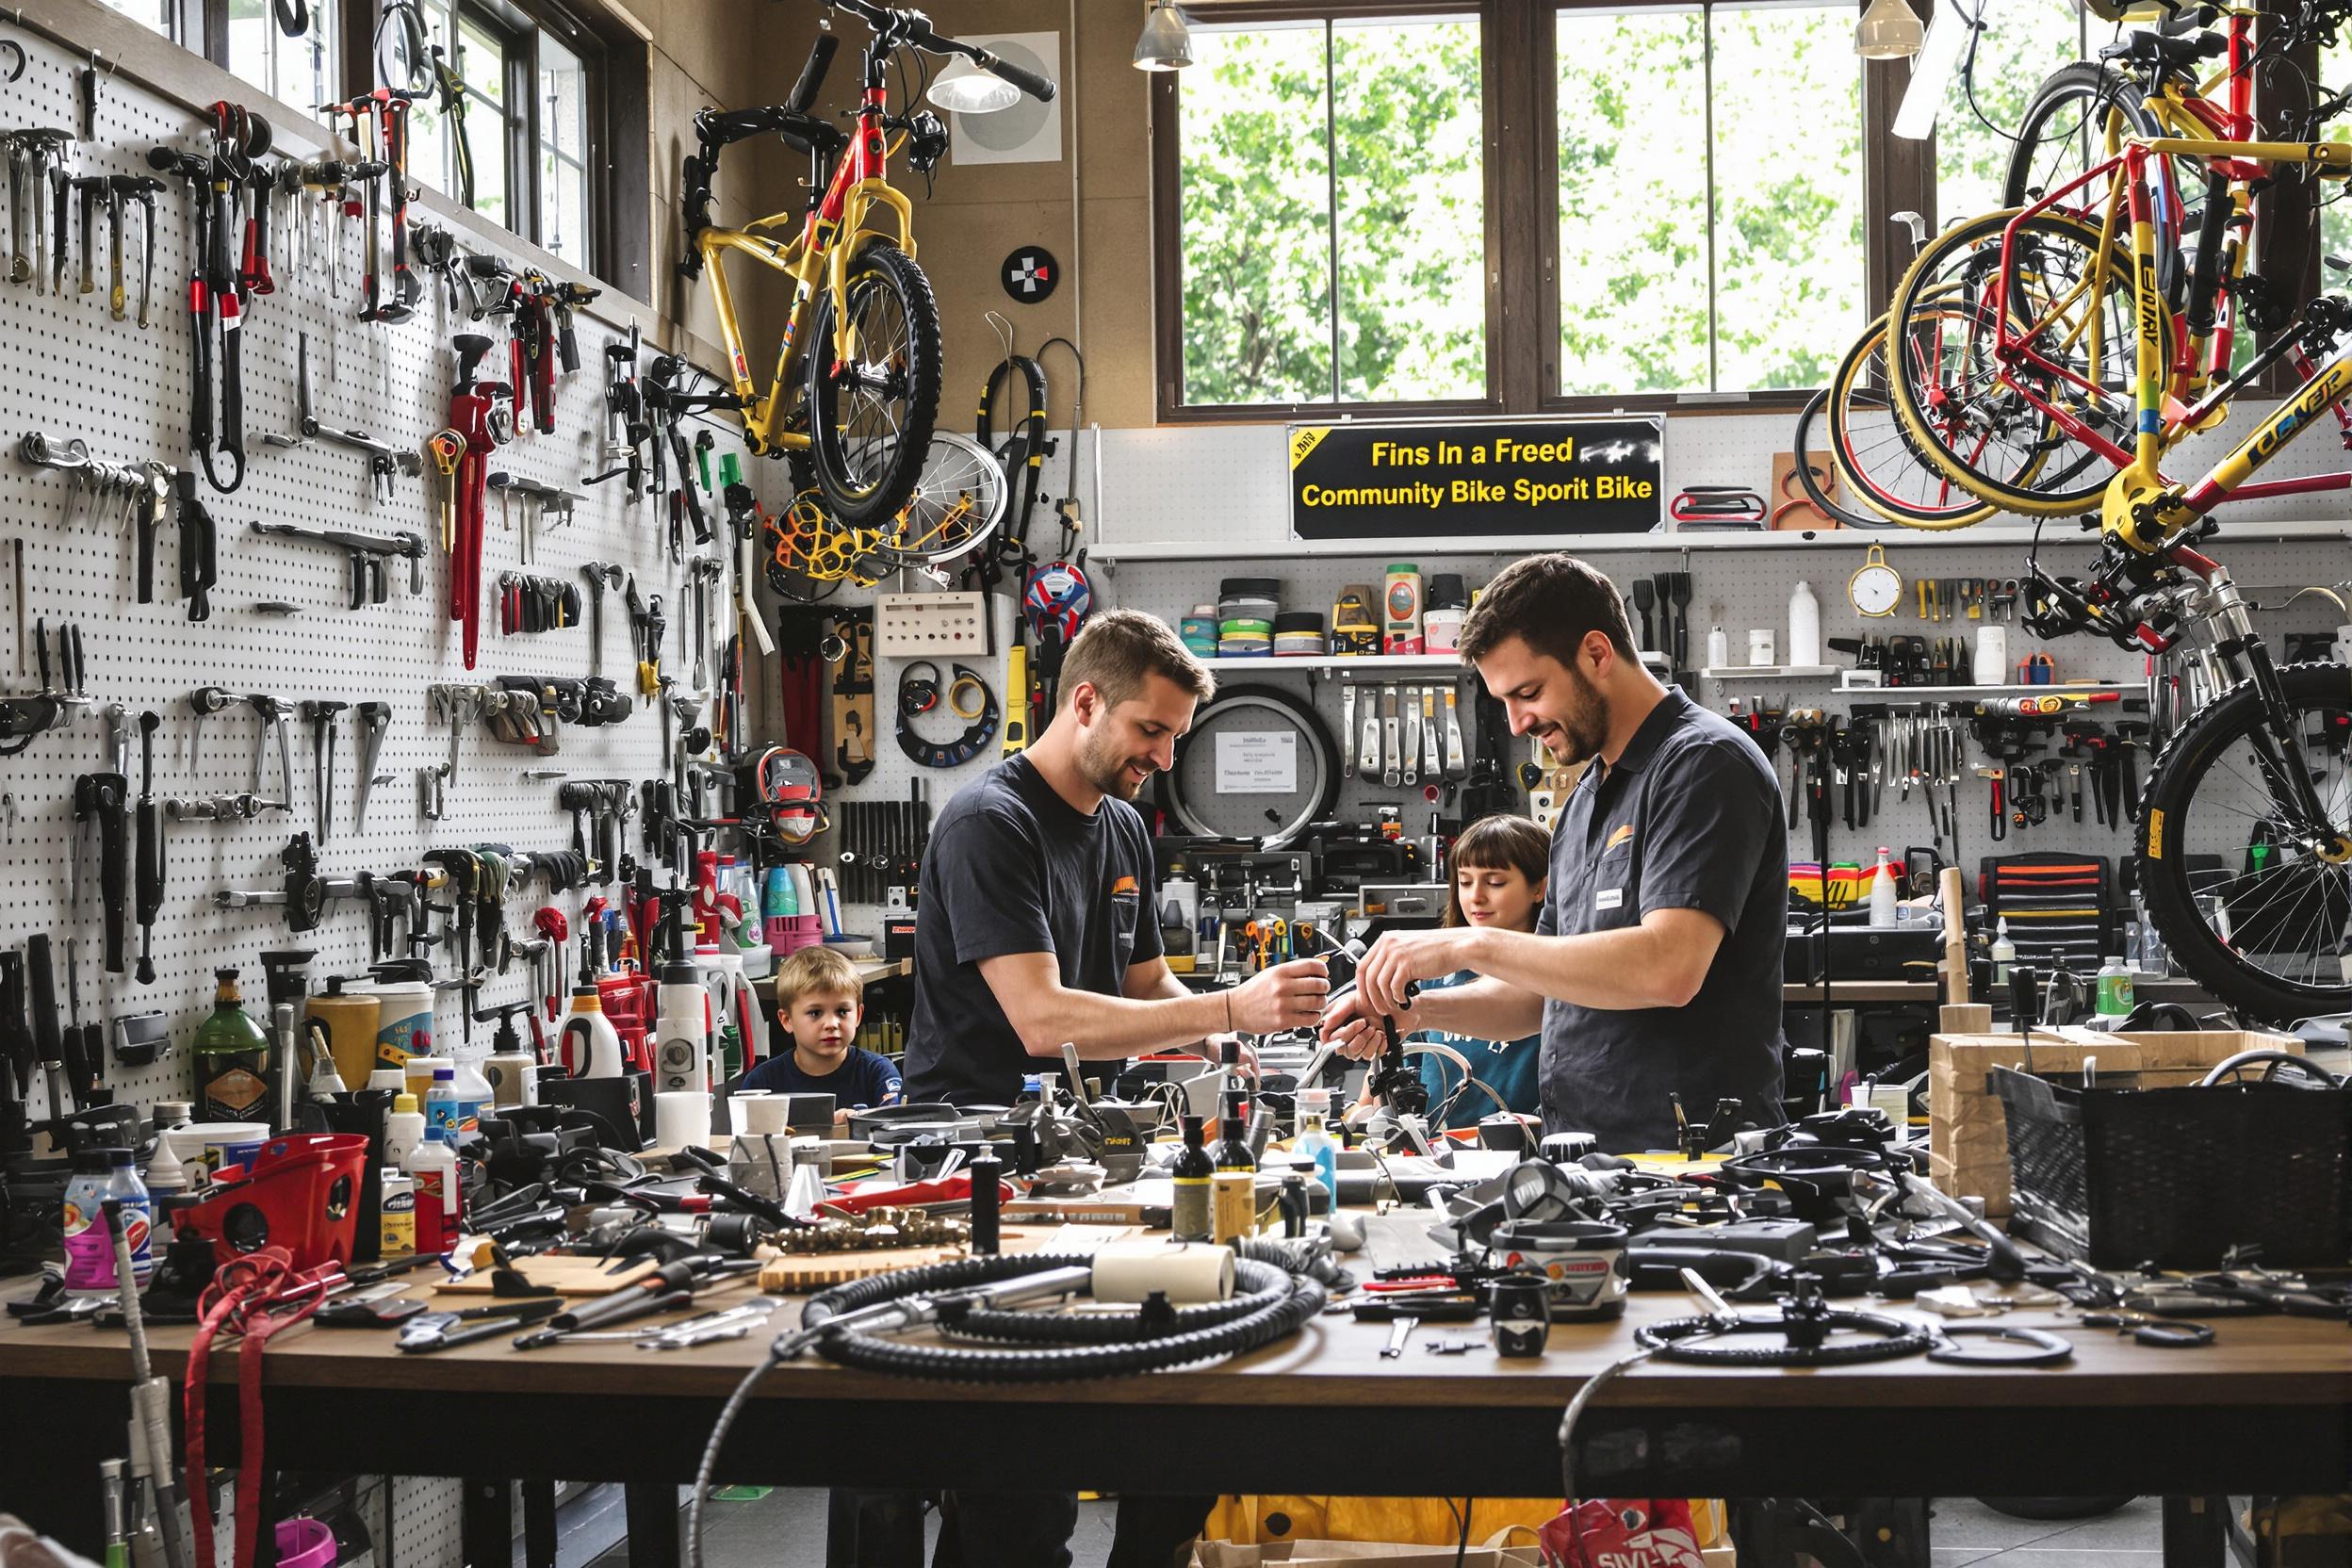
[1927,1027,2300,1216]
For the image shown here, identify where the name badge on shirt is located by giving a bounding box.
[1595,888,1624,910]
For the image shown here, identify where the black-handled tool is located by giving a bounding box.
[92,775,129,974]
[134,713,160,985]
[60,937,96,1108]
[25,934,65,1118]
[0,951,31,1102]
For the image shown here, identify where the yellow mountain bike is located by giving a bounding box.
[678,0,1054,526]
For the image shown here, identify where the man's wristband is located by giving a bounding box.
[1224,989,1233,1033]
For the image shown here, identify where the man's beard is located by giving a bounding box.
[1534,665,1609,765]
[1079,730,1151,799]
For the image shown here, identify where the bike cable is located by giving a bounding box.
[975,351,1048,575]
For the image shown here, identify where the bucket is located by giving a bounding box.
[274,1518,336,1568]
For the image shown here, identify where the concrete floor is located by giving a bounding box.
[553,1488,2165,1568]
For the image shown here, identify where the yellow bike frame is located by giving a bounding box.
[693,144,915,462]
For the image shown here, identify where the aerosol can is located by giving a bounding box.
[558,920,626,1080]
[651,890,711,1096]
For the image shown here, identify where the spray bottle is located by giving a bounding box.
[558,919,626,1080]
[650,888,711,1096]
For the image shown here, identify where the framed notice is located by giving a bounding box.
[1215,731,1298,794]
[1287,417,1664,540]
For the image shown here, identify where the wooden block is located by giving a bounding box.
[1771,450,1839,530]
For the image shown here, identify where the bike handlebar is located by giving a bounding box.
[806,0,1057,103]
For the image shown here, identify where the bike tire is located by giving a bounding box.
[2002,62,2192,309]
[2138,661,2352,1021]
[806,239,942,529]
[1788,388,1893,529]
[868,431,1011,568]
[1886,206,2159,517]
[1822,295,1999,531]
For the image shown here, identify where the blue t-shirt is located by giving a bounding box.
[738,1046,904,1109]
[1408,970,1542,1131]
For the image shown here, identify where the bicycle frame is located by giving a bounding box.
[692,38,917,461]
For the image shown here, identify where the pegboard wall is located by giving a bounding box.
[0,23,760,1120]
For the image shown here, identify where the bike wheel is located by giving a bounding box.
[870,432,1011,569]
[1887,207,2157,517]
[2138,661,2352,1021]
[805,240,942,528]
[2003,63,2194,310]
[1788,389,1892,529]
[1821,296,2000,531]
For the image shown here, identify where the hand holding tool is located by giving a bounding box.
[134,710,161,985]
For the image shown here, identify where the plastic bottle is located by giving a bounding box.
[446,1055,492,1134]
[377,1171,416,1258]
[1990,919,2017,986]
[2097,955,2135,1017]
[403,1054,451,1105]
[1383,563,1424,655]
[1706,626,1730,669]
[424,1067,461,1137]
[192,968,273,1126]
[1295,1089,1339,1208]
[1869,846,1899,928]
[652,891,711,1096]
[406,1128,462,1253]
[62,1150,151,1295]
[559,921,626,1079]
[382,1093,426,1175]
[1788,580,1821,667]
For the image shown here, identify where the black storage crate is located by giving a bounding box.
[1990,1066,2352,1268]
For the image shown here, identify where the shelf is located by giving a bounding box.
[1087,519,2351,564]
[1834,678,2135,697]
[1701,664,1838,680]
[1216,650,1671,675]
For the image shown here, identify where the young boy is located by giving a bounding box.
[738,946,903,1123]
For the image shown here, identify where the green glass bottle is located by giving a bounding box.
[192,968,273,1125]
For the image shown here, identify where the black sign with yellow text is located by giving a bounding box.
[1287,417,1665,540]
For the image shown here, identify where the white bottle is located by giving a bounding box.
[405,1127,462,1254]
[1990,919,2017,985]
[382,1092,426,1172]
[1788,580,1821,667]
[1870,846,1899,928]
[653,959,711,1096]
[1706,626,1730,669]
[446,1054,494,1134]
[424,1066,461,1136]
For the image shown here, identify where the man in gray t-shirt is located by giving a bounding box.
[1324,553,1787,1152]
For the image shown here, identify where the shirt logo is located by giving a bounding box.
[1604,824,1634,853]
[1110,874,1139,896]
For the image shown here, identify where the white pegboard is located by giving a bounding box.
[0,21,760,1124]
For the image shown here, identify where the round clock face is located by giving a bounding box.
[1850,552,1903,617]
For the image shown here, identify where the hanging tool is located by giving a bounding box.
[446,334,508,669]
[107,173,160,326]
[174,471,216,621]
[351,701,390,832]
[301,700,347,843]
[247,519,426,607]
[244,694,295,809]
[27,934,67,1118]
[134,710,160,985]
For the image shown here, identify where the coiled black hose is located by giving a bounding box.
[929,1239,1327,1345]
[803,1250,1328,1382]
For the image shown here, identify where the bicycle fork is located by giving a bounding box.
[2196,568,2352,860]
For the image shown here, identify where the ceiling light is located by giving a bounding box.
[1134,1,1194,71]
[928,56,1021,115]
[1855,0,1924,59]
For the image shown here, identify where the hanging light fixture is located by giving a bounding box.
[928,56,1021,114]
[1855,0,1924,58]
[1134,0,1195,71]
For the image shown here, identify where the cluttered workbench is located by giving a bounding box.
[1,1205,2345,1567]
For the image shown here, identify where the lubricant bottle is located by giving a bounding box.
[1171,1115,1214,1244]
[651,889,711,1096]
[558,921,626,1079]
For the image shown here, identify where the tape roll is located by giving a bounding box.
[1091,1240,1235,1305]
[731,1092,793,1135]
[655,1090,713,1150]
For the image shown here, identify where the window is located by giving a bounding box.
[226,0,339,128]
[536,32,590,268]
[93,0,173,40]
[1555,2,1863,396]
[1168,12,1487,409]
[1931,0,2086,223]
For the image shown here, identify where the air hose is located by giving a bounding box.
[804,1248,1327,1378]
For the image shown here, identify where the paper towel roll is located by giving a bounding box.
[654,1091,713,1150]
[731,1091,792,1135]
[1089,1240,1235,1305]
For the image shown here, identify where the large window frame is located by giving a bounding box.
[1152,0,1953,420]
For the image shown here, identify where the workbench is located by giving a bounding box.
[1,1227,2344,1566]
